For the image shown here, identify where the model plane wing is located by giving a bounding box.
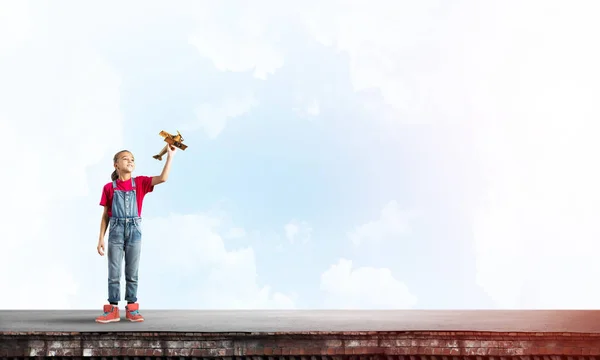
[159,130,172,138]
[164,137,188,150]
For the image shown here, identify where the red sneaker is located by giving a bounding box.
[95,304,120,323]
[126,302,144,322]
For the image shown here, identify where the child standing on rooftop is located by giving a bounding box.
[95,144,176,323]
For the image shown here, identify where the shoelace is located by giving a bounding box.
[103,310,139,316]
[103,306,117,316]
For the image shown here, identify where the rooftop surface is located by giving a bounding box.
[1,309,600,333]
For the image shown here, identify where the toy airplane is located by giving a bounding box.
[153,130,188,160]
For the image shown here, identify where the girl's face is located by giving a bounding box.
[115,152,135,174]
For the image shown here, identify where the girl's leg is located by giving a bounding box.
[107,222,125,304]
[124,220,142,303]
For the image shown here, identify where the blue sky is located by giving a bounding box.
[2,0,600,310]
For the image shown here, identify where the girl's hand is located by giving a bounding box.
[167,144,176,157]
[97,240,105,256]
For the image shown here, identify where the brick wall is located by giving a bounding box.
[3,331,600,358]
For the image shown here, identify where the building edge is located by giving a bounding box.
[2,330,600,358]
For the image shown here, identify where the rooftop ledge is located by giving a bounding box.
[2,310,600,358]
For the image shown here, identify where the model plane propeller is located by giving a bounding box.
[153,130,188,161]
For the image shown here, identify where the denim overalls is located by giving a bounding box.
[107,177,142,304]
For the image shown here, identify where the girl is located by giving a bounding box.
[95,144,176,323]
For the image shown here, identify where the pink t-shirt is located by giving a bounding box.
[99,176,154,217]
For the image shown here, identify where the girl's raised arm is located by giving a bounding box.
[151,144,176,186]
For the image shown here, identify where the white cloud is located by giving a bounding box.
[184,0,462,128]
[129,213,295,309]
[284,220,312,244]
[289,0,600,309]
[284,223,298,242]
[184,94,257,138]
[320,258,417,309]
[187,0,285,79]
[463,1,600,308]
[183,1,478,124]
[322,201,417,309]
[306,100,320,116]
[0,2,124,309]
[297,0,469,125]
[293,96,320,118]
[225,227,246,239]
[348,201,412,247]
[0,1,32,56]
